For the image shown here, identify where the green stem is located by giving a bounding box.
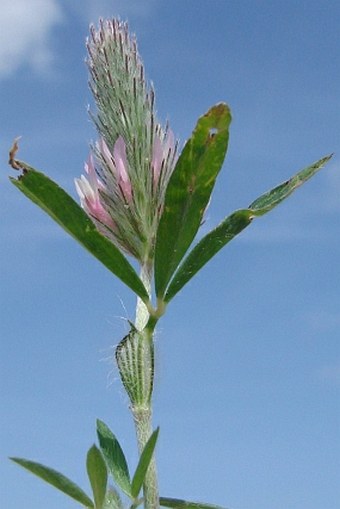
[133,263,159,509]
[132,405,158,509]
[135,262,152,330]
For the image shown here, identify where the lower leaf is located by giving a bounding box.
[86,445,108,509]
[10,457,94,508]
[160,497,228,509]
[96,420,132,498]
[103,488,124,509]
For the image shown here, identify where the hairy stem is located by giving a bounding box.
[133,263,159,509]
[135,262,152,330]
[132,405,158,509]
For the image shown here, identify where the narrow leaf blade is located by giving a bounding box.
[164,210,253,302]
[10,457,94,508]
[160,497,228,509]
[10,168,149,302]
[96,420,131,497]
[164,154,332,302]
[86,445,108,509]
[249,154,332,214]
[155,103,232,299]
[131,427,160,499]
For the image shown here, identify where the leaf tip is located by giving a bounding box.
[96,418,104,427]
[207,102,232,121]
[8,137,32,176]
[87,443,98,454]
[8,137,22,170]
[212,101,230,113]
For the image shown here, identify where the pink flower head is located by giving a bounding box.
[75,154,115,228]
[79,19,179,260]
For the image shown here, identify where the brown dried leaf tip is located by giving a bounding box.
[9,137,25,171]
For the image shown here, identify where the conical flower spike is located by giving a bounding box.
[76,18,178,262]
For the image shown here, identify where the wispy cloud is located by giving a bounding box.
[0,0,63,79]
[0,0,157,81]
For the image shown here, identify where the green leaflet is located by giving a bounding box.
[10,457,94,508]
[155,103,232,299]
[131,427,160,499]
[86,445,108,509]
[10,166,149,303]
[96,420,132,498]
[164,209,252,302]
[102,488,124,509]
[163,154,332,302]
[160,497,228,509]
[249,154,332,213]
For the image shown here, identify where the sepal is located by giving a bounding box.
[116,327,154,408]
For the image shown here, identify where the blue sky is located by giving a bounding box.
[1,1,339,509]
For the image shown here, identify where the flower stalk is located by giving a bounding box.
[134,265,158,509]
[132,404,159,509]
[116,264,158,509]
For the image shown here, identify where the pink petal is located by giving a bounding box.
[98,138,116,175]
[113,136,132,201]
[75,158,115,229]
[164,128,175,156]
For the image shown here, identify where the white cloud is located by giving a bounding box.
[0,0,63,78]
[0,0,156,80]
